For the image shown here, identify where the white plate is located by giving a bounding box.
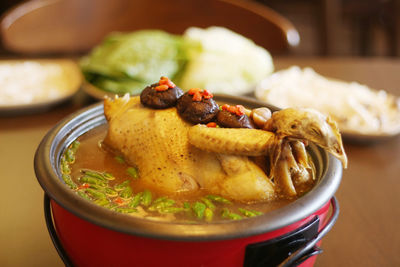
[255,66,400,143]
[0,59,82,116]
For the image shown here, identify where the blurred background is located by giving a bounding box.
[257,0,400,56]
[1,1,399,267]
[0,0,399,57]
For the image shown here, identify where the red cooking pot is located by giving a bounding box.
[35,95,342,267]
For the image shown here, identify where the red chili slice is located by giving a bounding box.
[78,183,90,190]
[235,105,245,116]
[192,92,203,101]
[155,76,176,91]
[188,88,209,101]
[188,88,201,95]
[202,89,213,99]
[155,84,169,91]
[159,76,176,88]
[114,197,124,204]
[221,104,245,116]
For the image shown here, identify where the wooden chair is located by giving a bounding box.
[0,0,299,55]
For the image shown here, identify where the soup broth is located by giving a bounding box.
[59,125,313,223]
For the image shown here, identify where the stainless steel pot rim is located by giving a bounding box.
[34,94,342,241]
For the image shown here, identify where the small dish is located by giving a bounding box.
[255,66,400,143]
[0,59,82,116]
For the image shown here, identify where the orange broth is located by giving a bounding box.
[66,125,306,222]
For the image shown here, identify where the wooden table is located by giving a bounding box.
[1,57,399,266]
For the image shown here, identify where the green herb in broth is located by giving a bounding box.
[104,187,118,197]
[201,197,216,211]
[60,141,80,188]
[221,208,242,220]
[205,195,231,205]
[238,208,263,218]
[120,186,134,200]
[62,174,77,190]
[192,202,206,219]
[141,190,152,207]
[114,180,130,191]
[86,188,107,200]
[79,175,107,186]
[126,167,139,179]
[60,157,71,175]
[128,192,143,208]
[204,208,213,222]
[103,172,115,181]
[60,133,269,222]
[114,155,125,164]
[81,169,108,181]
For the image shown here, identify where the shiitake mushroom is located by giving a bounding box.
[140,77,184,109]
[140,78,263,129]
[217,105,255,129]
[176,90,219,124]
[217,110,255,129]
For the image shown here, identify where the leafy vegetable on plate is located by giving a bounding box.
[80,30,198,95]
[81,27,274,96]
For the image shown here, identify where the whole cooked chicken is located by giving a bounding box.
[103,77,346,202]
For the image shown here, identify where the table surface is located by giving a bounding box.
[1,57,399,267]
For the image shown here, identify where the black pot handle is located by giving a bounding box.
[44,194,74,267]
[278,196,340,267]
